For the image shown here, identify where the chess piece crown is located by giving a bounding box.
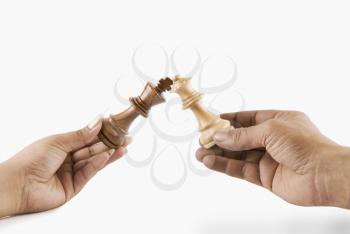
[98,77,173,148]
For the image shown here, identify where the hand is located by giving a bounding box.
[0,117,130,217]
[196,110,350,209]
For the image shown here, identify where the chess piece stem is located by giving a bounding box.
[98,78,173,148]
[171,76,232,149]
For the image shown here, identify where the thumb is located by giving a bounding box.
[53,115,102,153]
[213,124,268,151]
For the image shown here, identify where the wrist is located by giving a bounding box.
[317,145,350,209]
[0,160,25,217]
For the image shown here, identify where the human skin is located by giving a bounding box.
[0,117,130,218]
[196,110,350,209]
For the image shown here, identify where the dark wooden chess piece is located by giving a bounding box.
[98,78,173,149]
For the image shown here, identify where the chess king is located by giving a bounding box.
[171,76,232,149]
[98,78,173,148]
[98,76,232,149]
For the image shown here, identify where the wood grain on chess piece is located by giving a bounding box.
[98,78,173,148]
[171,76,232,149]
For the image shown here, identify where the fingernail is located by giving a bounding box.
[88,115,102,129]
[108,149,115,155]
[214,131,227,142]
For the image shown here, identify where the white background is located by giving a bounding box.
[1,0,350,233]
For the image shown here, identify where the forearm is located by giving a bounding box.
[0,161,23,218]
[317,145,350,209]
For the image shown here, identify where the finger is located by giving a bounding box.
[242,150,265,163]
[196,146,224,162]
[73,159,88,172]
[202,155,262,186]
[73,142,109,162]
[259,153,279,190]
[195,146,241,162]
[214,125,269,151]
[220,110,279,127]
[73,149,114,193]
[89,137,101,146]
[56,163,75,201]
[105,147,127,167]
[196,148,263,164]
[73,149,113,173]
[121,136,132,147]
[53,116,102,153]
[74,146,127,171]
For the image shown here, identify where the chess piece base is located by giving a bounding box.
[200,118,232,149]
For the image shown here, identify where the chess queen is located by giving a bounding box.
[171,76,232,149]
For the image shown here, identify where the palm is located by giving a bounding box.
[24,149,80,212]
[258,152,315,206]
[27,174,67,212]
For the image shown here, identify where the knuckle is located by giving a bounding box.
[80,166,90,181]
[224,160,237,176]
[89,161,99,171]
[264,119,281,132]
[240,163,248,179]
[231,128,243,143]
[88,146,95,156]
[75,129,89,145]
[195,149,203,161]
[262,120,284,147]
[76,129,85,139]
[291,110,306,117]
[43,134,67,152]
[195,148,210,161]
[205,156,216,169]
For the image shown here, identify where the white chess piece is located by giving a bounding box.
[171,76,232,149]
